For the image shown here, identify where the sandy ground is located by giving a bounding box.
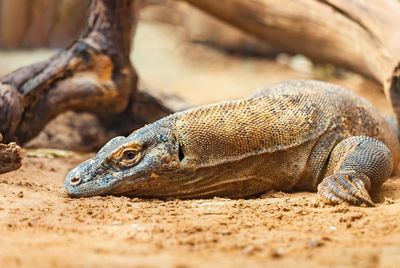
[1,155,400,268]
[1,21,400,267]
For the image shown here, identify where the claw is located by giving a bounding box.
[317,172,375,207]
[326,176,360,204]
[318,188,344,205]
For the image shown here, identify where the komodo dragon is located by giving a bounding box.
[64,80,399,206]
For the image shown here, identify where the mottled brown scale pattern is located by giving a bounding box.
[173,80,397,169]
[161,80,398,202]
[175,84,331,167]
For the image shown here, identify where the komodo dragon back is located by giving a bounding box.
[65,80,399,207]
[174,81,396,167]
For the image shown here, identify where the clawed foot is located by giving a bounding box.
[317,172,375,207]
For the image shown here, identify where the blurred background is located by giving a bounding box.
[0,0,87,48]
[0,0,386,101]
[0,0,387,149]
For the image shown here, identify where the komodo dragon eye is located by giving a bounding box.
[118,149,142,168]
[124,151,136,160]
[108,143,142,168]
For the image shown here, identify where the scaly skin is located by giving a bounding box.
[64,80,399,206]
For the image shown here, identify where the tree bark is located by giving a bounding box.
[0,0,173,174]
[0,133,22,174]
[0,0,139,144]
[185,0,400,121]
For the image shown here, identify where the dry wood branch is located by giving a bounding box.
[185,0,400,121]
[0,0,175,173]
[0,133,22,174]
[0,0,139,144]
[0,143,22,174]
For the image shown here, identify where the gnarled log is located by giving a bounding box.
[0,0,174,174]
[0,0,139,144]
[185,0,400,122]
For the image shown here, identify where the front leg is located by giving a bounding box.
[317,136,393,207]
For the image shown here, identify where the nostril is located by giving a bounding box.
[70,176,81,186]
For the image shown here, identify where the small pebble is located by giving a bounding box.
[308,238,323,248]
[328,226,337,232]
[270,248,285,258]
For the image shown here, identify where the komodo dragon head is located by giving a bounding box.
[64,119,183,197]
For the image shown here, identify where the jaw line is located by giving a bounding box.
[66,175,148,198]
[66,178,122,198]
[106,176,148,195]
